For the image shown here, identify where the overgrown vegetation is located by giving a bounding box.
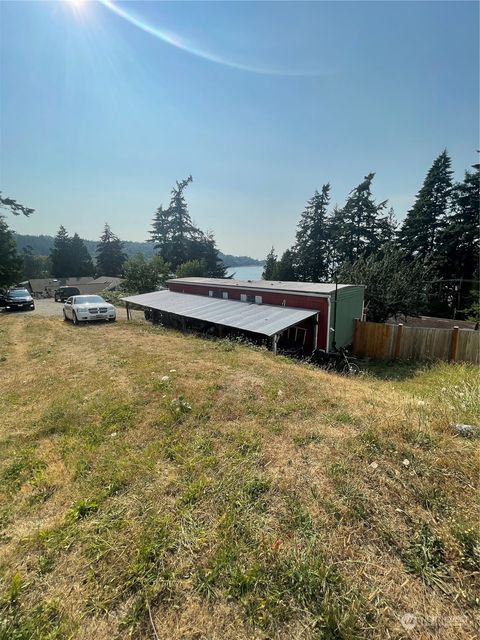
[0,316,478,639]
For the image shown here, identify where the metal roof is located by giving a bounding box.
[166,277,362,296]
[121,290,317,337]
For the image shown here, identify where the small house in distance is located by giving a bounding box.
[124,278,364,354]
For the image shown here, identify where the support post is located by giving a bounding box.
[217,324,224,338]
[332,279,338,351]
[393,323,403,360]
[313,314,319,351]
[272,334,278,356]
[450,326,459,362]
[126,302,131,321]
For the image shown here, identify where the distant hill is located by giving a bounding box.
[14,234,264,267]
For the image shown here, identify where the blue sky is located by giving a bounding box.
[1,0,478,259]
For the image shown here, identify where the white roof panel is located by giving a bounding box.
[122,290,317,337]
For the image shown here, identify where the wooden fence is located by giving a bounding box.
[353,320,480,364]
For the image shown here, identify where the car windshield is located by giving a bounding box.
[75,296,105,304]
[9,289,30,298]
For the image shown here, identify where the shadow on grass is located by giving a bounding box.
[360,359,434,381]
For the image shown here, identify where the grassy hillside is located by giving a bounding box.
[0,317,478,639]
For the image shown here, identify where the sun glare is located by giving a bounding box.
[66,0,88,13]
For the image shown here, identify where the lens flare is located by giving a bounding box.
[98,0,324,77]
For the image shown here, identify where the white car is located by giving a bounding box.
[63,295,116,325]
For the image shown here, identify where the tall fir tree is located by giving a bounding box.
[149,176,225,276]
[96,223,126,276]
[262,247,278,280]
[294,184,331,282]
[166,175,196,269]
[331,173,389,267]
[398,150,454,261]
[188,230,227,277]
[50,226,71,277]
[149,205,171,256]
[276,249,296,280]
[0,216,22,289]
[70,233,94,277]
[434,165,480,314]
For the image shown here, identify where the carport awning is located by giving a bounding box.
[121,290,317,337]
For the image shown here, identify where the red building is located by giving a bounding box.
[165,278,364,351]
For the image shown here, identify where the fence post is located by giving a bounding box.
[393,323,403,360]
[449,326,459,362]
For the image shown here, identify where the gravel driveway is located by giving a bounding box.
[0,298,140,321]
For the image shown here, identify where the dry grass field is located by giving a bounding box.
[0,315,478,639]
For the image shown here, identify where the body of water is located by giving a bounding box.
[225,265,264,280]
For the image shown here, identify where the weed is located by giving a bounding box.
[170,395,192,417]
[403,524,449,590]
[66,498,99,521]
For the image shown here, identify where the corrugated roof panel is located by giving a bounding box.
[121,291,317,337]
[166,277,363,295]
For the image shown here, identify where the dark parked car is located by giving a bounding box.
[54,286,80,302]
[0,288,35,311]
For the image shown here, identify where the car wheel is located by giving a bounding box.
[63,311,68,322]
[108,317,116,323]
[72,311,79,326]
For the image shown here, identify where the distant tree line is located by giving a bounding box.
[263,151,479,322]
[0,175,227,293]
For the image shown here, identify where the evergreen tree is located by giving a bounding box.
[70,233,94,277]
[262,247,278,280]
[398,150,453,261]
[22,246,50,279]
[0,216,22,289]
[50,226,71,277]
[96,223,126,276]
[149,205,171,256]
[434,165,480,315]
[0,192,34,217]
[332,173,389,265]
[276,249,296,280]
[149,177,225,276]
[188,231,227,277]
[325,205,344,278]
[294,184,331,282]
[166,175,196,269]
